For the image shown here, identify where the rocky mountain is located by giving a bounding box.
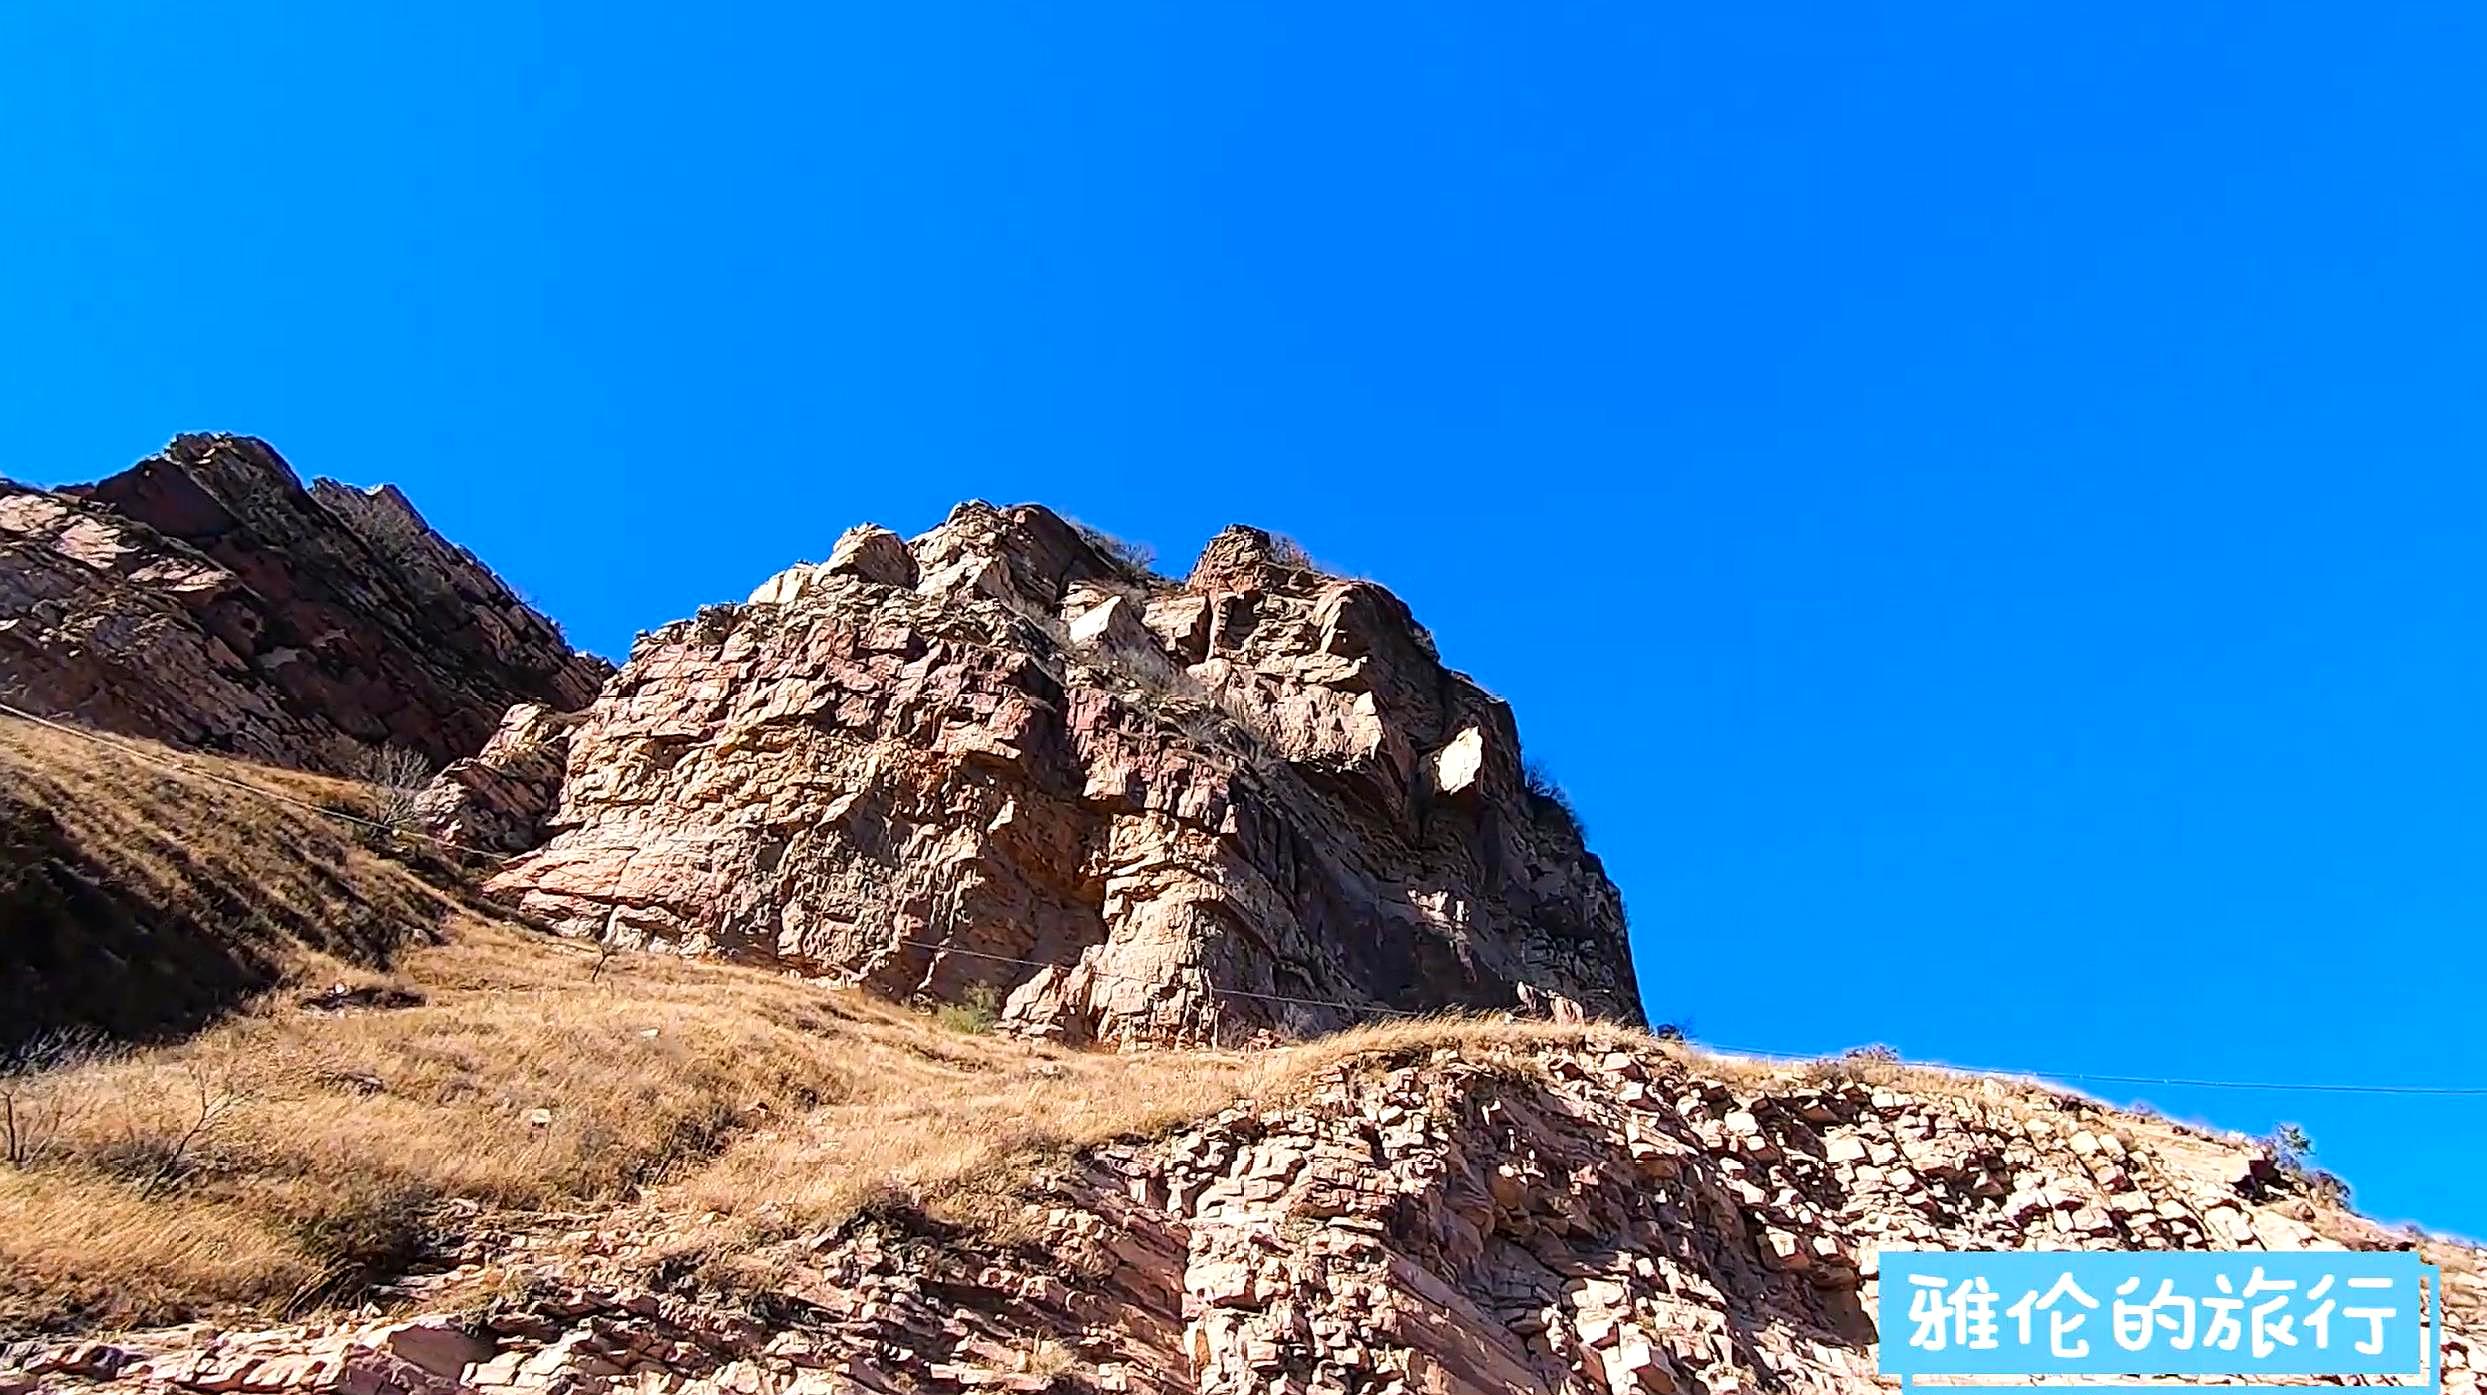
[0,434,608,776]
[470,501,1640,1043]
[1,461,2479,1395]
[1,436,1633,1040]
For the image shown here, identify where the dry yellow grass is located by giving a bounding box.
[1,913,1301,1329]
[0,885,2374,1342]
[0,716,464,1044]
[0,922,849,1327]
[0,720,1278,1333]
[0,897,1638,1335]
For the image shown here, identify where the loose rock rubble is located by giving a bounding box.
[19,1040,2478,1395]
[488,504,1639,1043]
[0,435,607,774]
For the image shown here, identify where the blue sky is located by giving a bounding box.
[4,6,2482,1235]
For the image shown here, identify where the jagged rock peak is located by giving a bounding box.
[488,499,1638,1044]
[0,433,610,775]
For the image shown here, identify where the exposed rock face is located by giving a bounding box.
[21,1039,2481,1395]
[410,703,582,853]
[490,503,1638,1042]
[0,434,609,775]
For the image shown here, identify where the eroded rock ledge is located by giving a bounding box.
[486,503,1641,1043]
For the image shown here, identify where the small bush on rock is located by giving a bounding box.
[1071,522,1165,586]
[1522,758,1588,841]
[355,743,435,838]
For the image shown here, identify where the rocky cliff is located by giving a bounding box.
[13,1026,2481,1395]
[0,434,608,776]
[483,502,1639,1043]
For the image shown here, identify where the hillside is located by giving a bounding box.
[7,440,1639,1044]
[1,721,2480,1395]
[0,716,463,1046]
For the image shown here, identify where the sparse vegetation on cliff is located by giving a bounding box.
[1522,756,1588,840]
[1069,519,1168,587]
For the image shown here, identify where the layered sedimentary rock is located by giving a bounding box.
[0,434,609,774]
[19,1038,2480,1395]
[410,702,583,853]
[490,502,1639,1041]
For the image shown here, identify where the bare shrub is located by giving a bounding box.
[94,1062,250,1199]
[1213,684,1289,754]
[1070,521,1164,586]
[1099,647,1299,767]
[1016,1336,1077,1382]
[1266,533,1315,571]
[1797,1043,1903,1088]
[355,743,434,835]
[2,1029,110,1170]
[1094,636,1198,701]
[1168,708,1225,753]
[2267,1122,2352,1206]
[1521,758,1587,841]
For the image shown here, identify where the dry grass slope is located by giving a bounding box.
[0,715,1273,1333]
[0,718,459,1046]
[0,919,2095,1341]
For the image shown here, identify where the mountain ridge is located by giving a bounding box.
[3,437,2480,1395]
[0,434,607,778]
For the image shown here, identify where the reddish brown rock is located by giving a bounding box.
[491,503,1639,1042]
[412,702,582,853]
[0,434,609,774]
[32,1040,2485,1395]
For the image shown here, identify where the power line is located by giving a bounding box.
[1935,1064,2487,1099]
[4,703,2482,1098]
